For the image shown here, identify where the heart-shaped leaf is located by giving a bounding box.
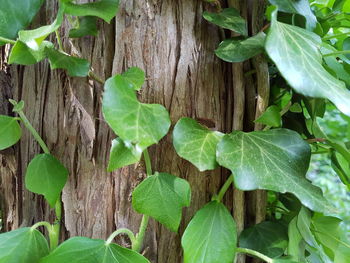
[255,105,282,127]
[40,237,150,263]
[173,117,223,171]
[121,67,145,91]
[69,16,98,38]
[132,172,191,232]
[0,227,49,263]
[25,154,68,207]
[181,201,237,263]
[107,138,142,172]
[215,32,266,63]
[265,10,350,117]
[102,73,171,150]
[9,41,53,66]
[216,128,330,213]
[0,0,44,44]
[0,115,22,150]
[203,8,247,36]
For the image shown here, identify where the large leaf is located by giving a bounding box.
[132,172,191,232]
[9,41,53,65]
[203,8,247,36]
[121,67,145,91]
[0,115,22,150]
[0,0,44,44]
[173,117,224,171]
[63,0,120,23]
[102,74,171,150]
[216,128,330,213]
[25,154,68,207]
[0,227,49,263]
[40,237,150,263]
[215,32,266,63]
[181,201,237,263]
[265,10,350,117]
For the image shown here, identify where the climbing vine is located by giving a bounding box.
[0,0,350,262]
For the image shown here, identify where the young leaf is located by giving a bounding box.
[46,48,90,77]
[40,236,150,263]
[107,137,142,172]
[0,0,44,44]
[216,128,331,213]
[69,16,98,38]
[215,32,266,63]
[173,117,224,171]
[0,115,22,150]
[265,10,350,117]
[203,8,248,36]
[102,74,171,150]
[239,221,288,258]
[121,67,145,91]
[255,105,282,127]
[9,41,53,66]
[0,227,49,262]
[63,0,120,23]
[25,154,68,207]
[181,201,237,263]
[132,172,191,232]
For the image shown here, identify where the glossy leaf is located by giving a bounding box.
[9,41,53,65]
[0,227,49,263]
[121,67,145,91]
[40,236,150,263]
[203,8,247,36]
[239,221,288,258]
[173,117,224,171]
[63,0,120,23]
[255,105,281,127]
[182,201,237,263]
[25,154,68,207]
[132,172,191,232]
[0,0,44,44]
[216,128,330,213]
[46,48,90,77]
[107,138,142,172]
[102,74,171,150]
[215,32,265,63]
[265,10,350,117]
[69,17,98,38]
[288,217,305,262]
[0,115,22,150]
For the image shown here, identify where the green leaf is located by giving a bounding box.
[265,10,350,117]
[9,41,53,66]
[182,201,237,263]
[132,172,191,232]
[173,117,224,171]
[0,115,22,150]
[268,0,317,30]
[203,8,247,36]
[40,236,150,263]
[255,105,282,127]
[121,67,145,91]
[102,74,171,150]
[0,0,44,44]
[288,217,305,262]
[290,103,303,113]
[25,154,68,207]
[335,243,350,263]
[272,259,301,263]
[69,17,98,38]
[239,221,288,258]
[63,0,120,23]
[0,227,49,263]
[46,48,90,77]
[216,128,330,213]
[215,32,266,62]
[107,138,142,172]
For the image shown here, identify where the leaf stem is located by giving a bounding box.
[55,29,64,52]
[88,71,105,84]
[323,50,350,57]
[236,247,273,263]
[31,221,52,231]
[143,149,152,176]
[106,228,136,245]
[214,174,234,202]
[323,32,350,40]
[0,36,16,45]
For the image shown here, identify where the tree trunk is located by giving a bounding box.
[0,0,268,262]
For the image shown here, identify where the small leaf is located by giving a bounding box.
[121,67,145,91]
[9,41,54,66]
[102,74,171,150]
[12,100,25,113]
[216,129,330,213]
[203,8,247,36]
[107,138,142,172]
[0,115,22,150]
[0,227,49,262]
[69,16,98,38]
[46,48,90,77]
[25,154,68,207]
[40,237,150,263]
[63,0,120,23]
[132,172,191,232]
[215,32,266,63]
[182,201,237,263]
[173,117,224,171]
[290,103,302,113]
[255,105,281,127]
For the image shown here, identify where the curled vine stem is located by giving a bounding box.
[236,247,273,263]
[106,228,136,245]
